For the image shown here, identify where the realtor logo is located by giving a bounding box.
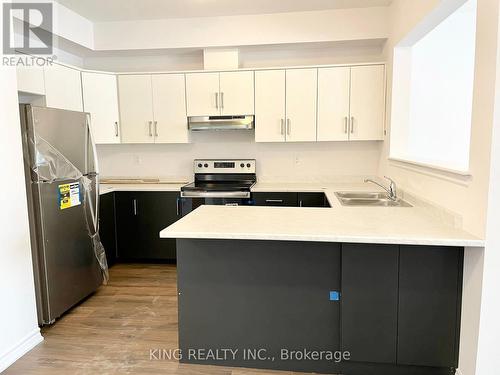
[2,3,53,54]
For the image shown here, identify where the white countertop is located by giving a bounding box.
[99,182,186,195]
[160,182,483,247]
[99,181,483,247]
[160,205,482,247]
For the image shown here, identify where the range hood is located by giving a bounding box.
[188,115,254,131]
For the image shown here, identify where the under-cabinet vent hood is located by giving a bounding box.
[188,115,254,131]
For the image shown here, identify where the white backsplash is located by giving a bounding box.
[97,131,383,183]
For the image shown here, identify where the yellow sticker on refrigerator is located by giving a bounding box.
[58,182,81,210]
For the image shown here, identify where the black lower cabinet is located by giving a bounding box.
[176,239,463,375]
[341,243,399,364]
[397,246,463,368]
[252,192,298,206]
[115,191,181,261]
[298,192,330,207]
[98,192,117,267]
[177,239,342,373]
[253,192,329,207]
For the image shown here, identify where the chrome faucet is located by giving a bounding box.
[364,176,397,201]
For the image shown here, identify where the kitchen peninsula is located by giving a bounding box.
[160,197,482,375]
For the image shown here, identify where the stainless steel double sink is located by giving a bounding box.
[335,192,412,207]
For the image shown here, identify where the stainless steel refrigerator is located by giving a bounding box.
[19,104,103,325]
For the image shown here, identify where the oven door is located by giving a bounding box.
[180,196,254,216]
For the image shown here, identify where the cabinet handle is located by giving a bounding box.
[215,92,219,109]
[133,199,138,216]
[148,121,153,137]
[220,92,224,110]
[280,119,285,135]
[176,197,181,216]
[114,121,119,137]
[287,119,291,136]
[154,121,158,137]
[350,117,354,134]
[299,200,303,207]
[344,117,348,134]
[266,199,284,204]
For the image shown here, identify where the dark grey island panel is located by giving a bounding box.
[398,246,463,368]
[177,239,342,373]
[341,243,399,364]
[176,238,464,375]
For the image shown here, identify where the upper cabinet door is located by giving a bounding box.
[118,75,155,143]
[152,74,189,144]
[219,71,254,115]
[44,64,83,111]
[17,66,45,95]
[82,72,120,144]
[185,72,220,116]
[255,70,286,143]
[285,69,317,142]
[349,65,385,141]
[317,67,350,141]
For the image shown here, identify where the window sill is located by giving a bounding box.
[389,157,472,182]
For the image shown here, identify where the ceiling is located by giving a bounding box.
[55,0,393,22]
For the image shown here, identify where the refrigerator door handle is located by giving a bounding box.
[85,114,100,233]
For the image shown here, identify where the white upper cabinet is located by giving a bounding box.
[186,71,255,117]
[255,69,317,143]
[185,72,220,116]
[118,75,155,143]
[317,64,385,142]
[17,62,385,145]
[349,65,385,141]
[17,66,45,95]
[255,70,286,142]
[82,72,120,144]
[219,71,254,115]
[285,69,318,142]
[151,74,189,144]
[317,67,351,141]
[44,63,83,111]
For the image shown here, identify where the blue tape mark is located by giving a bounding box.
[329,291,340,301]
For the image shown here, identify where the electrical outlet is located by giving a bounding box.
[133,155,141,164]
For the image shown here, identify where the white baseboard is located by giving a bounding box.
[0,328,43,373]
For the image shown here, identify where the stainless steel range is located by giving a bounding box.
[180,159,256,216]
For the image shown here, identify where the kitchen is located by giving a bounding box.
[1,1,500,375]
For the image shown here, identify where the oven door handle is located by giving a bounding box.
[180,191,251,198]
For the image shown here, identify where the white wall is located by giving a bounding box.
[380,1,500,374]
[0,11,43,372]
[93,7,390,51]
[83,41,385,72]
[390,0,476,172]
[380,0,497,238]
[474,8,500,368]
[97,132,383,182]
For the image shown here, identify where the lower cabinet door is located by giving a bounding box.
[397,246,463,368]
[341,243,399,364]
[99,192,117,267]
[298,192,329,207]
[115,192,143,260]
[138,192,180,260]
[252,192,298,206]
[115,191,181,261]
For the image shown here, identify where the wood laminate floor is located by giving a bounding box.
[6,264,311,375]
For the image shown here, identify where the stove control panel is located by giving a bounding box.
[194,159,256,174]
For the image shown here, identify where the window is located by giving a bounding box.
[390,0,477,173]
